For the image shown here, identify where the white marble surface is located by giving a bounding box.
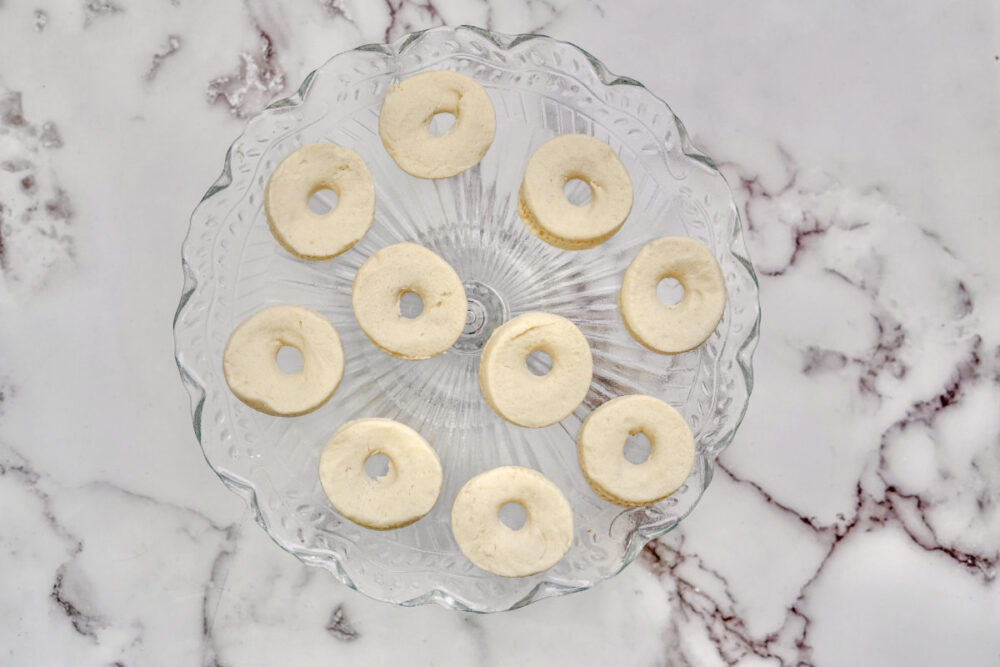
[0,1,998,664]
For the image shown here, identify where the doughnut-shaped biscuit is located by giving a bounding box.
[379,71,496,179]
[451,466,573,577]
[265,143,375,260]
[577,395,695,506]
[319,418,442,530]
[479,312,592,428]
[223,305,344,416]
[352,243,467,360]
[619,236,726,354]
[518,134,633,250]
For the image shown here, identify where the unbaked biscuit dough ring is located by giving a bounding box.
[352,243,467,360]
[451,466,574,577]
[222,304,344,416]
[265,142,375,260]
[479,312,593,428]
[619,236,726,354]
[518,134,633,250]
[319,418,442,530]
[378,71,496,179]
[577,395,695,507]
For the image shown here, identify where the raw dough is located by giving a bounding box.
[577,395,695,506]
[319,418,443,530]
[619,236,726,354]
[223,304,344,416]
[518,134,633,249]
[265,142,375,260]
[379,70,496,179]
[450,466,573,577]
[352,242,467,360]
[479,312,592,428]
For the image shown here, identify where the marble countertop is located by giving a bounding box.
[1,1,998,665]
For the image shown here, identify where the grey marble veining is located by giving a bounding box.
[0,0,997,665]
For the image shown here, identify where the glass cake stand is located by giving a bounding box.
[173,25,760,612]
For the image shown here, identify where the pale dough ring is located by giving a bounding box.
[379,70,496,179]
[479,312,593,428]
[619,236,727,354]
[319,418,443,530]
[223,304,344,417]
[352,243,467,360]
[577,395,695,507]
[451,466,574,577]
[264,142,375,260]
[518,134,633,250]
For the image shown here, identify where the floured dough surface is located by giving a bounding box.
[577,395,695,506]
[379,70,496,179]
[518,134,632,250]
[265,142,375,260]
[479,312,592,428]
[451,466,573,577]
[619,236,726,354]
[319,418,443,530]
[223,304,344,416]
[352,243,467,360]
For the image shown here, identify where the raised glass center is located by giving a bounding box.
[453,280,509,354]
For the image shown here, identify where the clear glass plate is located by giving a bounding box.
[173,26,760,612]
